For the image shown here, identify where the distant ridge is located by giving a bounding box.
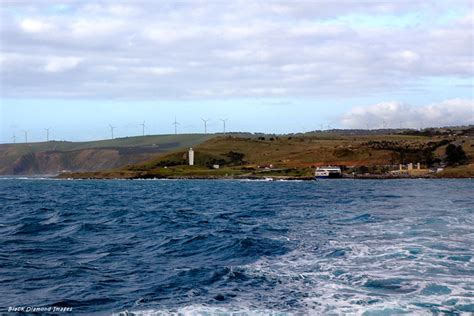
[0,134,214,175]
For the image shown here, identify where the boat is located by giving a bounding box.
[315,166,342,179]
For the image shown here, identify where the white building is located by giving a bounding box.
[188,148,194,166]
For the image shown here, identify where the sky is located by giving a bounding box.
[0,0,473,143]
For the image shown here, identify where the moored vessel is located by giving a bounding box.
[315,166,342,179]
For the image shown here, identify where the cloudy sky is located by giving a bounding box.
[0,0,473,142]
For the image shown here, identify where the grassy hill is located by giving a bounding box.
[0,134,214,175]
[64,131,474,179]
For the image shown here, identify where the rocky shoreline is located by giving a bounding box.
[55,172,471,180]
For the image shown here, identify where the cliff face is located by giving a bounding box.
[1,148,162,175]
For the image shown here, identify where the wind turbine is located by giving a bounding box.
[201,118,210,134]
[23,130,29,144]
[220,119,228,134]
[44,127,51,141]
[109,124,116,139]
[12,133,16,144]
[172,117,179,135]
[140,121,146,136]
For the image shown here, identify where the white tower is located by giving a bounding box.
[188,148,194,166]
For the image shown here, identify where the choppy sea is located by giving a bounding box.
[0,178,473,315]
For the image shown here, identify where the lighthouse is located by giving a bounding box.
[188,148,194,166]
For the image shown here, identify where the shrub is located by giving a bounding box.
[445,144,467,166]
[226,151,245,165]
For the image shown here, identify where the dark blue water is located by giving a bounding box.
[0,179,473,315]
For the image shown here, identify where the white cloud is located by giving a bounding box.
[340,99,474,129]
[80,4,138,16]
[44,56,82,73]
[397,50,420,64]
[214,49,272,62]
[131,67,178,76]
[70,18,124,38]
[144,26,200,44]
[20,18,53,33]
[1,1,472,99]
[290,24,350,37]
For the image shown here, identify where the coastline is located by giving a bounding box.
[53,172,472,180]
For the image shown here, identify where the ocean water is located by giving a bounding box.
[0,178,473,315]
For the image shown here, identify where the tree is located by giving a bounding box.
[226,151,245,165]
[445,144,467,166]
[422,148,435,167]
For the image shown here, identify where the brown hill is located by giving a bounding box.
[66,132,473,179]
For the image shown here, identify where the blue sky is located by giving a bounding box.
[1,1,473,143]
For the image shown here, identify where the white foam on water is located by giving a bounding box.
[113,305,287,316]
[234,219,474,314]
